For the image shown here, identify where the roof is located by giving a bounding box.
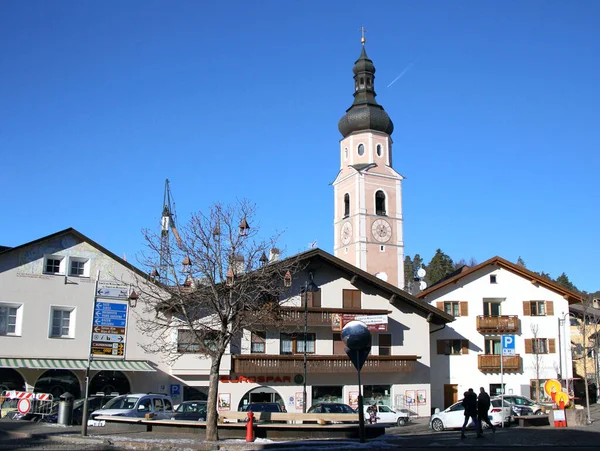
[417,256,584,304]
[289,248,454,325]
[570,303,600,319]
[0,227,152,281]
[0,246,10,253]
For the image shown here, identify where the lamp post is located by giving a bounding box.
[302,273,318,413]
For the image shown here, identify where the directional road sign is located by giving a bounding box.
[91,300,128,357]
[97,281,129,300]
[502,335,515,356]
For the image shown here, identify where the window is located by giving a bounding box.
[490,275,497,284]
[379,334,391,356]
[437,339,468,355]
[444,302,459,317]
[177,329,218,353]
[358,143,365,156]
[69,257,90,277]
[532,338,547,354]
[376,144,382,157]
[44,255,65,274]
[343,289,361,309]
[525,338,555,354]
[483,300,501,317]
[280,333,315,355]
[530,380,552,403]
[485,338,501,355]
[530,301,546,316]
[0,304,21,335]
[490,384,505,397]
[438,301,467,317]
[375,190,386,215]
[50,307,74,338]
[251,331,266,353]
[344,194,350,218]
[344,147,348,159]
[379,245,385,252]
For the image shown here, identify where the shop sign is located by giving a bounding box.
[331,313,388,332]
[220,375,292,384]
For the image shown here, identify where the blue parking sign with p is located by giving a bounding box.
[170,384,181,397]
[502,335,515,356]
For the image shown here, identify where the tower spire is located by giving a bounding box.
[360,26,367,46]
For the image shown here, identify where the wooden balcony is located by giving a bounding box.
[232,354,418,374]
[478,354,521,373]
[476,315,519,334]
[265,307,391,327]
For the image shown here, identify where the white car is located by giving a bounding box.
[430,397,512,432]
[363,404,410,426]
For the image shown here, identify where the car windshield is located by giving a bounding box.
[177,402,206,413]
[102,396,139,410]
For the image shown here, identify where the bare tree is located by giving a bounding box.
[132,200,301,441]
[530,323,544,402]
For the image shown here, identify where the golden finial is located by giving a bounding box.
[360,26,367,46]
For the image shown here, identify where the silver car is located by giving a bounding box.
[89,393,173,424]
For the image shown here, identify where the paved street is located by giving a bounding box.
[2,404,600,450]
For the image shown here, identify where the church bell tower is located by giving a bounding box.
[333,33,405,289]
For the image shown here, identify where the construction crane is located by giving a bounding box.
[159,179,181,282]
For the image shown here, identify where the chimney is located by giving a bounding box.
[269,248,280,262]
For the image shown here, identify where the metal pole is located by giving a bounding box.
[303,282,308,413]
[563,316,570,396]
[82,270,100,436]
[500,340,504,429]
[558,317,563,383]
[356,350,366,443]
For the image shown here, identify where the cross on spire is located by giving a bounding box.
[360,26,367,46]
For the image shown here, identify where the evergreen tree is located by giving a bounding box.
[403,256,413,291]
[555,272,578,292]
[425,249,455,287]
[516,256,526,268]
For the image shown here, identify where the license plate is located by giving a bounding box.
[87,420,105,427]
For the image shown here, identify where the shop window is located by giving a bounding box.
[251,331,266,353]
[343,289,361,309]
[312,386,343,404]
[363,385,392,407]
[378,334,391,356]
[530,380,552,403]
[280,333,315,355]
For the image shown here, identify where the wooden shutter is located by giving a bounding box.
[461,340,469,354]
[548,338,556,353]
[379,334,392,356]
[460,302,468,317]
[333,333,345,355]
[437,340,446,355]
[523,301,531,316]
[436,302,444,310]
[308,290,322,308]
[546,301,554,316]
[343,289,361,309]
[525,338,533,354]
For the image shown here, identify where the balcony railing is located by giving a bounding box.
[232,354,418,374]
[476,315,519,334]
[478,354,521,372]
[263,307,391,327]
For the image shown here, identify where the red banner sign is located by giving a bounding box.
[331,313,388,332]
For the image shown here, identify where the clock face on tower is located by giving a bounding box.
[371,219,392,243]
[340,221,353,245]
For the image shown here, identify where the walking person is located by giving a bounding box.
[461,388,481,439]
[477,387,495,434]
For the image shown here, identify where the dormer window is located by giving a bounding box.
[357,144,365,156]
[375,190,386,216]
[344,194,350,218]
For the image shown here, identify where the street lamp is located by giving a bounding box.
[558,312,577,396]
[302,272,318,413]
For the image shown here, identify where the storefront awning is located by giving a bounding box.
[0,358,155,372]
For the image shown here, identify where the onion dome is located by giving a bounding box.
[338,45,394,138]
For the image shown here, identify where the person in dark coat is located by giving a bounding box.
[477,387,495,433]
[461,388,481,439]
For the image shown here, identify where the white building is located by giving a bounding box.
[0,228,180,401]
[416,256,583,410]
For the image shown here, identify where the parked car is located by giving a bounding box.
[362,404,410,426]
[307,402,357,424]
[43,393,118,425]
[501,395,545,415]
[171,400,207,421]
[88,393,173,424]
[430,397,512,432]
[244,402,285,423]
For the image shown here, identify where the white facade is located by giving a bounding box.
[417,257,582,410]
[0,229,179,401]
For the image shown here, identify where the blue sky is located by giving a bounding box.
[1,1,598,292]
